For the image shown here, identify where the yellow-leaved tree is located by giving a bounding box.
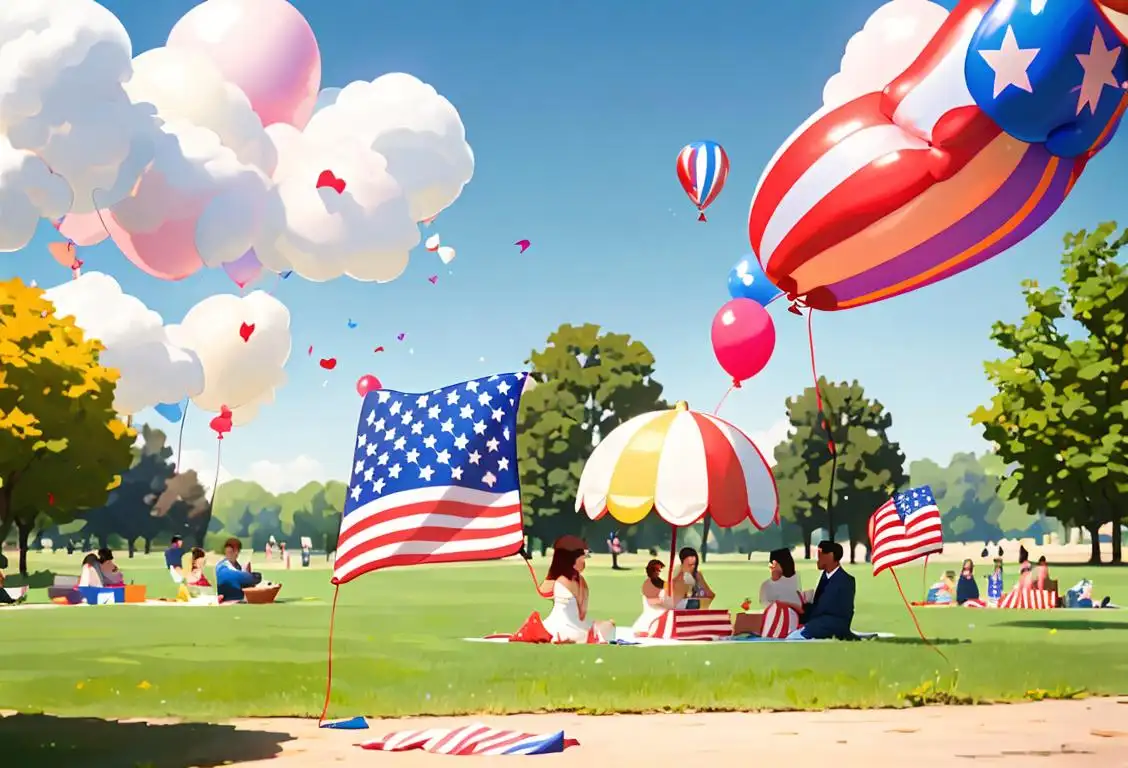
[0,278,134,575]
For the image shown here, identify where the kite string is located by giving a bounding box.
[319,584,341,724]
[890,567,950,666]
[713,384,735,416]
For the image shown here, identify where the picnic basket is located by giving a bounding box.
[243,583,282,604]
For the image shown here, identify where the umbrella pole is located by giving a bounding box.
[667,525,678,597]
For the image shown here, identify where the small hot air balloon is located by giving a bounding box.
[676,141,730,222]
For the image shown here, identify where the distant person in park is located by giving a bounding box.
[78,553,104,587]
[986,558,1005,605]
[0,562,20,604]
[956,559,980,605]
[632,559,676,635]
[674,547,715,609]
[608,532,624,570]
[1035,555,1052,591]
[165,535,185,583]
[1017,546,1033,592]
[187,547,211,588]
[216,537,259,603]
[97,549,124,586]
[787,541,855,640]
[538,535,614,643]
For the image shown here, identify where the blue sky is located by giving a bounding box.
[5,0,1126,492]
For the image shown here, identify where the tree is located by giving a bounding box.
[774,377,907,562]
[0,279,134,575]
[153,468,211,547]
[971,223,1128,564]
[518,324,667,554]
[909,452,1036,542]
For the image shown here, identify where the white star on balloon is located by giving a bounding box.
[1075,27,1121,116]
[979,26,1040,98]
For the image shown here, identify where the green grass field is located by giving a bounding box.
[1,552,1126,720]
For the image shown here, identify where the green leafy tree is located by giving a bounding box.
[910,453,1037,542]
[518,324,667,554]
[971,223,1128,564]
[154,468,211,547]
[0,279,134,575]
[775,377,906,562]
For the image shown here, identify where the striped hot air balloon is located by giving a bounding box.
[576,401,778,529]
[676,141,730,221]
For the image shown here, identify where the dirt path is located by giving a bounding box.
[5,699,1128,766]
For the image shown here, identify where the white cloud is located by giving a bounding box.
[176,447,231,492]
[822,0,949,109]
[245,455,337,494]
[43,272,205,414]
[0,136,72,250]
[166,290,292,427]
[748,418,793,467]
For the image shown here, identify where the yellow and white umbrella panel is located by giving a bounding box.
[576,401,778,529]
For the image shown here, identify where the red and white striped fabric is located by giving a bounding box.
[962,598,987,608]
[761,602,800,639]
[999,590,1058,609]
[651,610,733,641]
[360,723,579,755]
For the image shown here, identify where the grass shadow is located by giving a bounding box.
[872,637,969,646]
[0,714,294,768]
[1001,619,1128,631]
[4,570,57,589]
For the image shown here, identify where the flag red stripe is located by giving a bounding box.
[333,538,523,585]
[339,495,520,541]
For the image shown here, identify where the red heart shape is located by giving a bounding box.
[239,322,255,342]
[316,170,346,194]
[319,357,337,370]
[427,275,438,284]
[373,346,385,353]
[209,406,233,439]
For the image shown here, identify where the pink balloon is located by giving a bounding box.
[711,298,776,386]
[222,249,263,289]
[58,212,110,246]
[357,375,383,397]
[167,0,322,129]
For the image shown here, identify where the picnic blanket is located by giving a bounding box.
[359,723,579,755]
[465,629,894,646]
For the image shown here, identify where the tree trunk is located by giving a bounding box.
[143,538,152,555]
[127,538,136,558]
[846,538,857,564]
[801,530,813,560]
[97,533,109,549]
[700,516,712,563]
[1112,518,1122,564]
[16,518,32,577]
[1086,522,1102,564]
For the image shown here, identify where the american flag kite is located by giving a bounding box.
[868,485,944,576]
[331,373,528,585]
[360,723,580,755]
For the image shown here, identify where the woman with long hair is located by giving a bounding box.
[956,559,980,605]
[539,535,614,643]
[673,546,715,609]
[631,559,676,635]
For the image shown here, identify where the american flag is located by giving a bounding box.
[331,373,527,585]
[868,485,944,576]
[359,723,580,755]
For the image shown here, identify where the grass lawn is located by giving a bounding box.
[1,552,1127,720]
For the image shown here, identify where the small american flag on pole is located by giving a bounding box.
[331,373,528,585]
[360,723,580,755]
[868,485,944,576]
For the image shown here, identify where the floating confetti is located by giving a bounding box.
[316,169,346,194]
[319,357,337,370]
[396,333,405,341]
[424,234,441,251]
[239,322,255,342]
[308,345,313,356]
[515,239,531,253]
[373,346,385,353]
[347,319,357,329]
[437,246,456,264]
[137,681,152,690]
[427,275,438,284]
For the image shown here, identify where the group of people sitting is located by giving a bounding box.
[533,536,858,643]
[166,536,263,602]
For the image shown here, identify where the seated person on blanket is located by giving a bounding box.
[78,553,104,587]
[1065,579,1116,609]
[0,563,24,604]
[956,559,980,605]
[740,548,804,635]
[216,537,261,602]
[673,547,715,609]
[787,541,855,640]
[187,547,212,588]
[537,535,614,643]
[926,571,957,604]
[632,559,676,635]
[98,549,125,586]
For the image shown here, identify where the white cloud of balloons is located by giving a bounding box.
[0,0,474,285]
[44,272,291,427]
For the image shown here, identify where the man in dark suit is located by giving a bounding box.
[787,540,856,640]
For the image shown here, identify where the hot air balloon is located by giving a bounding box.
[676,141,730,222]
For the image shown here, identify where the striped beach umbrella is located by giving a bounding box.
[576,401,778,530]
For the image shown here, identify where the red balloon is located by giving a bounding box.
[209,405,233,440]
[356,375,382,397]
[711,299,776,386]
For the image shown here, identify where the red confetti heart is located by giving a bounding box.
[47,493,55,505]
[319,357,337,370]
[373,345,385,353]
[239,322,255,342]
[308,345,313,356]
[316,170,346,194]
[427,275,438,284]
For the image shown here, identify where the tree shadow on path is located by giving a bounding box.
[0,713,294,768]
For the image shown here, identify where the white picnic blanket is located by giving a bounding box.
[464,630,895,646]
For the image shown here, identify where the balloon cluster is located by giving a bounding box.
[711,257,780,387]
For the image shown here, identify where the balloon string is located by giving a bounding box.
[713,385,735,415]
[922,554,930,600]
[206,438,223,511]
[174,399,190,473]
[318,584,341,724]
[890,567,950,667]
[807,310,839,539]
[89,188,113,241]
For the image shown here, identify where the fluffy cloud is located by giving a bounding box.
[2,1,474,288]
[0,136,72,250]
[43,272,204,414]
[822,0,949,109]
[748,418,792,467]
[166,291,291,427]
[245,455,335,494]
[177,448,232,492]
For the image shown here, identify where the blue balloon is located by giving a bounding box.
[153,402,184,423]
[727,256,782,306]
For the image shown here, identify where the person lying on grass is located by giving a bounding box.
[537,535,614,643]
[216,537,261,603]
[673,547,715,609]
[787,540,856,641]
[632,559,676,635]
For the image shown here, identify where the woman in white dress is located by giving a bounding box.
[632,559,676,635]
[538,536,614,643]
[742,548,803,635]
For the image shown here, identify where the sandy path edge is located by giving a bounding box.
[8,698,1128,767]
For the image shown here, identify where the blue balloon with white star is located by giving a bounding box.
[727,256,782,307]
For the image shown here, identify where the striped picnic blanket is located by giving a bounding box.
[359,723,579,755]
